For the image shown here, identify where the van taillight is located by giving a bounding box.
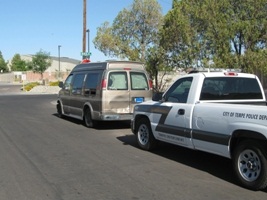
[101,79,107,89]
[149,79,153,90]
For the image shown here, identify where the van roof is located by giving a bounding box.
[72,60,144,72]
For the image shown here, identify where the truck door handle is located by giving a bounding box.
[178,109,185,115]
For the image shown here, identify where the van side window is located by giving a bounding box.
[64,74,73,90]
[108,72,128,90]
[84,73,100,95]
[130,72,149,90]
[72,73,86,95]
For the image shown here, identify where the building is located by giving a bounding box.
[18,55,80,83]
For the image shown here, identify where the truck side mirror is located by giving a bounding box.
[152,92,163,101]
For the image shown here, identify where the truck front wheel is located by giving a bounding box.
[233,140,267,190]
[136,118,157,151]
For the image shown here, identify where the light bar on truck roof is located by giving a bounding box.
[224,72,238,76]
[189,68,242,74]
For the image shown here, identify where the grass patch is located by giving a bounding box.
[23,82,40,91]
[49,81,60,86]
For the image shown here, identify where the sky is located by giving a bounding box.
[0,0,172,62]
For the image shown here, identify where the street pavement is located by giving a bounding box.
[0,83,60,95]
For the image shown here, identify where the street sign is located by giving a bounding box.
[21,74,27,81]
[81,52,92,56]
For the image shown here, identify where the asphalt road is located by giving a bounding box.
[0,83,23,94]
[0,93,266,200]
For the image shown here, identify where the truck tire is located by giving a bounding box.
[233,140,267,190]
[136,118,157,151]
[84,108,96,128]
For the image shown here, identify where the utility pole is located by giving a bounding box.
[58,45,61,79]
[82,0,87,59]
[86,29,90,59]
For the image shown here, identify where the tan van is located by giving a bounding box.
[57,60,153,127]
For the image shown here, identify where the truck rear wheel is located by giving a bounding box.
[136,118,157,151]
[233,140,267,190]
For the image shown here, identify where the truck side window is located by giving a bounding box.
[72,73,86,95]
[164,77,193,103]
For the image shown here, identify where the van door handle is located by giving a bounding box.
[178,109,185,115]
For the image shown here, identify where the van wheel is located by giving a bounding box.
[57,102,63,118]
[136,118,157,151]
[233,140,267,190]
[84,108,95,128]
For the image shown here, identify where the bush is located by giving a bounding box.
[49,81,60,86]
[23,82,40,91]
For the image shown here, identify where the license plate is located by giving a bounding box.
[134,97,144,103]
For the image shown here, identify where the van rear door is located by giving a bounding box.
[104,71,130,119]
[129,71,152,112]
[103,70,152,120]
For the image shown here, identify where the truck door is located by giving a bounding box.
[153,77,194,148]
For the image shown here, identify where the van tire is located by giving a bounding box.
[84,108,95,128]
[57,102,63,118]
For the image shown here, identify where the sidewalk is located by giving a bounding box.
[26,86,61,94]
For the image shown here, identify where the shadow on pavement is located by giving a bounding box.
[53,113,131,130]
[117,134,267,192]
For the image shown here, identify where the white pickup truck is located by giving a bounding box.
[131,71,267,190]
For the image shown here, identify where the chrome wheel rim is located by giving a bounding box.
[137,124,149,146]
[238,149,261,182]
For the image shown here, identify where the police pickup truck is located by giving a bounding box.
[131,70,267,190]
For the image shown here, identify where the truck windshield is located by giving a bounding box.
[200,77,263,100]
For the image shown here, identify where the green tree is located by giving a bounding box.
[0,51,8,72]
[146,46,172,92]
[161,0,212,69]
[93,0,163,62]
[29,50,52,81]
[10,54,27,71]
[162,0,267,73]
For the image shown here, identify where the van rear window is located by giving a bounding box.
[130,72,149,90]
[108,72,128,90]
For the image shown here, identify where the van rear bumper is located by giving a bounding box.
[100,114,133,121]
